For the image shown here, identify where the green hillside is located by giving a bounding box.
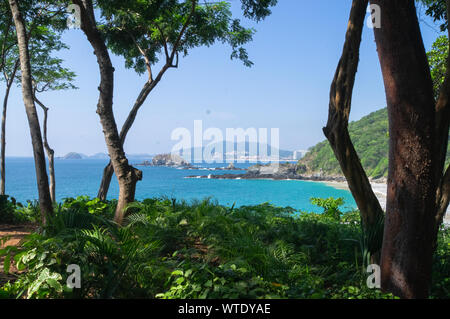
[299,108,450,179]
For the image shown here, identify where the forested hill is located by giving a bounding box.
[299,108,450,179]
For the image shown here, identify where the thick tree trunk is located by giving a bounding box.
[1,59,19,195]
[34,96,55,203]
[73,0,142,225]
[8,0,53,224]
[324,0,385,249]
[370,0,439,299]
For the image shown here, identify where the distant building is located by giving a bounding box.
[293,150,308,160]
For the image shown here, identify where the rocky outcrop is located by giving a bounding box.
[187,162,347,182]
[141,154,191,167]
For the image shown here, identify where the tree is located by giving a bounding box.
[370,0,450,298]
[31,54,76,203]
[94,0,276,200]
[328,0,450,298]
[0,2,19,196]
[71,0,144,225]
[324,0,385,264]
[1,3,75,203]
[7,0,55,224]
[72,0,277,224]
[95,0,265,201]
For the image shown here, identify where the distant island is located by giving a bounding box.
[61,152,83,160]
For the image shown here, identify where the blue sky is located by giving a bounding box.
[2,0,444,156]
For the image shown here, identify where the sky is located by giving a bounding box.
[1,0,445,157]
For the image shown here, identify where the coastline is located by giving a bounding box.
[323,180,450,225]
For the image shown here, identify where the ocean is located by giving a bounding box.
[4,157,357,214]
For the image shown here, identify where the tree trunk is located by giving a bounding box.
[324,0,385,259]
[97,71,169,200]
[1,59,19,196]
[34,96,56,203]
[1,85,10,196]
[73,0,142,225]
[97,161,113,201]
[370,0,440,299]
[434,2,450,234]
[8,0,53,224]
[97,81,153,201]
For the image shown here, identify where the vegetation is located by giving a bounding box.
[301,31,450,181]
[327,0,450,298]
[0,0,448,300]
[300,107,450,179]
[299,108,390,178]
[2,196,448,299]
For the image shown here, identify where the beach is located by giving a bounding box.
[325,181,450,225]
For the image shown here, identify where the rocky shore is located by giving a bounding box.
[186,162,348,182]
[186,162,449,225]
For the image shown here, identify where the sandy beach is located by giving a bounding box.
[324,180,450,225]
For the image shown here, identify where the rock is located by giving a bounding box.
[151,154,191,167]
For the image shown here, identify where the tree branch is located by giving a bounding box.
[170,0,197,61]
[323,0,384,230]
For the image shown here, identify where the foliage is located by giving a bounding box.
[427,35,449,99]
[1,196,447,299]
[299,108,390,178]
[99,0,277,75]
[300,33,450,178]
[418,0,447,31]
[0,0,72,87]
[310,197,344,221]
[0,196,41,224]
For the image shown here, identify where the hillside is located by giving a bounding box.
[299,108,450,179]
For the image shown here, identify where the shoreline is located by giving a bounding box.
[323,180,450,225]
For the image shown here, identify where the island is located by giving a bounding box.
[137,154,192,168]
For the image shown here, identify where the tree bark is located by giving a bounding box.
[8,0,53,224]
[0,59,19,195]
[34,95,55,203]
[324,0,385,240]
[73,0,142,225]
[370,0,440,299]
[97,79,165,201]
[96,2,195,201]
[433,1,450,232]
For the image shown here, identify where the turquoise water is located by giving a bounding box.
[5,158,357,213]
